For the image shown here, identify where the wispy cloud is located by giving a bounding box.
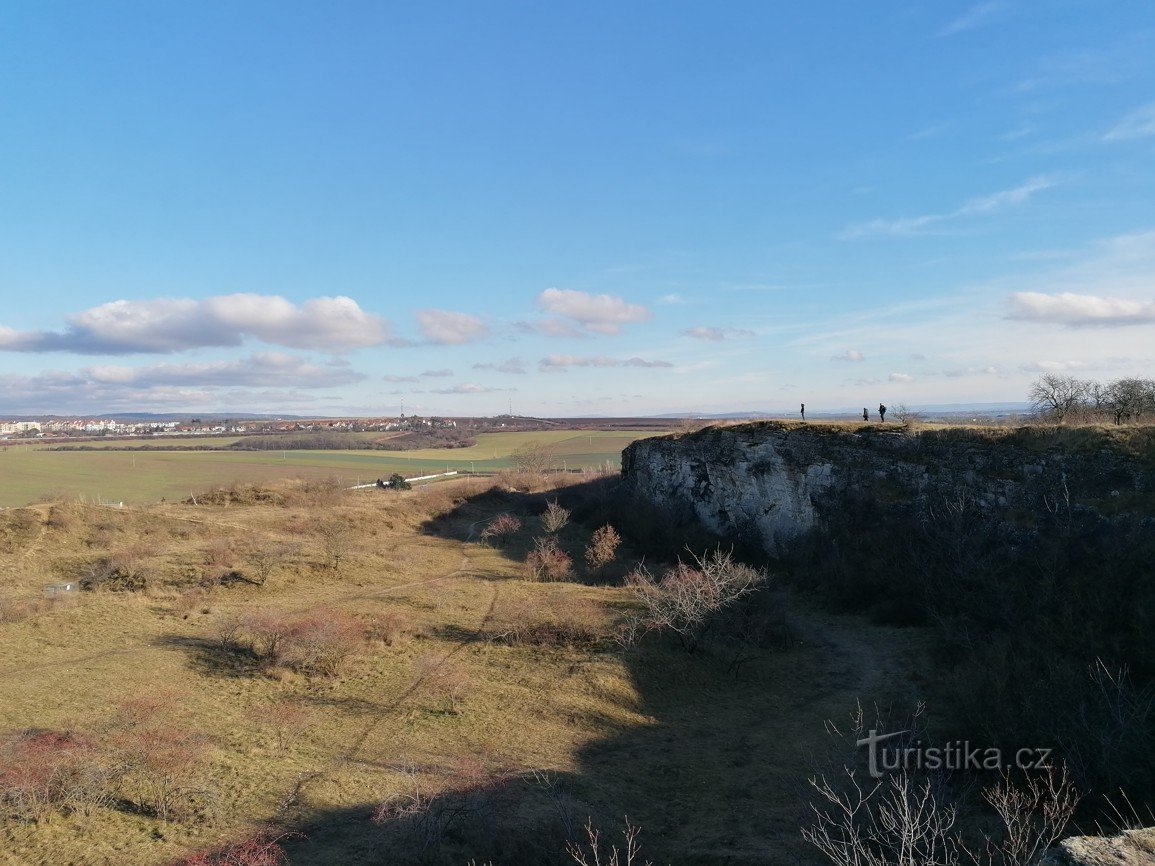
[420,368,454,378]
[831,349,866,362]
[1006,292,1155,327]
[0,294,392,355]
[538,354,674,372]
[1103,101,1155,142]
[472,357,527,374]
[429,382,516,394]
[936,2,1003,37]
[414,309,489,345]
[840,176,1057,239]
[682,326,755,341]
[888,372,915,383]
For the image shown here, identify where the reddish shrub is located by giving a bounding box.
[584,524,622,572]
[525,537,573,581]
[0,729,114,820]
[479,513,521,545]
[175,829,297,866]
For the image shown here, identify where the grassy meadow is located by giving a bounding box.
[0,473,927,865]
[0,430,654,507]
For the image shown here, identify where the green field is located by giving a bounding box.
[0,430,660,507]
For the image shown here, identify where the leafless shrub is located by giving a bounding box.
[623,547,765,652]
[315,519,355,572]
[584,525,622,573]
[479,513,522,546]
[242,537,295,586]
[0,729,118,821]
[239,609,363,676]
[203,538,236,570]
[526,536,574,581]
[804,768,961,866]
[79,547,151,592]
[969,765,1080,866]
[175,828,298,865]
[416,654,471,713]
[257,699,313,754]
[107,694,209,822]
[487,595,609,648]
[541,499,571,534]
[567,817,652,866]
[364,610,409,646]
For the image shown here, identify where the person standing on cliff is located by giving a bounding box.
[863,408,868,422]
[879,403,887,422]
[800,403,806,421]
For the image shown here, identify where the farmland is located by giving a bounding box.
[0,430,657,508]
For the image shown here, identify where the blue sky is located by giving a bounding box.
[1,1,1153,416]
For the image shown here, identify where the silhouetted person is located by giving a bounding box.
[879,403,887,422]
[800,403,805,421]
[863,408,869,422]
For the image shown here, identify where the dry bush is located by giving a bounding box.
[79,547,152,592]
[251,699,314,753]
[107,694,210,821]
[488,595,609,648]
[416,654,471,713]
[238,609,363,676]
[203,538,236,570]
[567,817,652,866]
[242,537,296,586]
[479,513,522,546]
[314,519,356,572]
[584,525,622,573]
[173,588,212,619]
[624,547,765,653]
[276,610,363,676]
[175,829,297,866]
[371,756,522,853]
[526,536,573,582]
[803,763,1080,866]
[364,610,410,646]
[540,499,571,534]
[0,729,117,821]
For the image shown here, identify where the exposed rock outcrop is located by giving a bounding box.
[621,422,1154,555]
[1041,827,1155,866]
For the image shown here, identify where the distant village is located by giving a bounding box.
[0,415,460,440]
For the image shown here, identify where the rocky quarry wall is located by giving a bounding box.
[621,421,1155,555]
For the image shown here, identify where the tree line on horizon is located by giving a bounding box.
[1029,373,1155,424]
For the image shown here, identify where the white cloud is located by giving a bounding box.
[538,354,674,372]
[429,382,516,394]
[420,368,454,378]
[383,374,419,382]
[535,288,652,335]
[473,357,527,374]
[0,294,391,355]
[936,2,1002,37]
[1103,101,1155,142]
[888,372,915,383]
[831,349,866,362]
[414,309,489,345]
[659,293,686,304]
[1006,291,1155,326]
[840,176,1056,239]
[682,326,756,341]
[0,352,362,413]
[1019,360,1091,372]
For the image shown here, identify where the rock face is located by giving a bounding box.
[1041,827,1155,866]
[621,422,1154,555]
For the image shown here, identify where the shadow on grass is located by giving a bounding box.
[259,480,873,865]
[153,634,263,679]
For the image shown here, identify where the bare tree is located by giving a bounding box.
[315,520,355,572]
[567,818,652,866]
[541,499,571,534]
[1027,375,1089,423]
[624,548,765,653]
[243,537,296,586]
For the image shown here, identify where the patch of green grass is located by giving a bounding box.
[0,430,662,507]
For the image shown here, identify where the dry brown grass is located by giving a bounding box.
[0,477,932,866]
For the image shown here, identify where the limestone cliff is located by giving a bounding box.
[621,422,1155,555]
